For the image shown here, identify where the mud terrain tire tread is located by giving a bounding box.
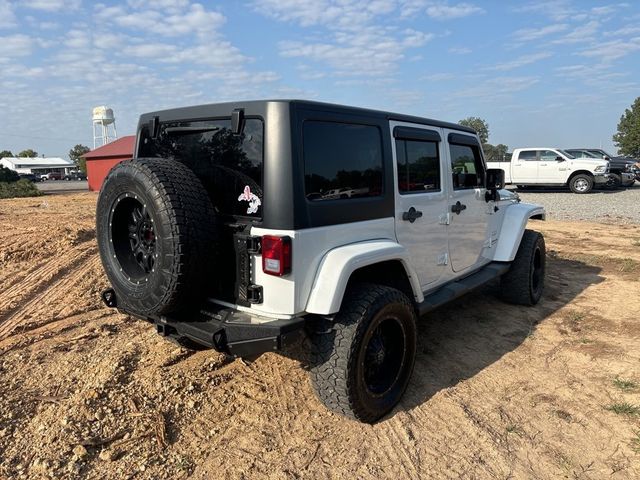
[500,229,545,306]
[308,284,417,423]
[97,158,217,316]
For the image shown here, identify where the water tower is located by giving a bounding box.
[92,106,117,148]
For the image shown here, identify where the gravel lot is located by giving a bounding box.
[514,183,640,224]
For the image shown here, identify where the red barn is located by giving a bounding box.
[84,135,136,191]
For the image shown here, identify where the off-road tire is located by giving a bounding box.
[97,158,217,317]
[500,229,545,306]
[569,173,593,194]
[308,284,417,423]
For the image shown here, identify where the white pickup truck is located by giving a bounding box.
[487,148,609,193]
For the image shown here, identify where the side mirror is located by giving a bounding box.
[555,156,565,162]
[485,168,505,202]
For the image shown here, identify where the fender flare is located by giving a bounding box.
[305,240,423,315]
[492,203,546,262]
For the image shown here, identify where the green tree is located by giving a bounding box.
[483,143,509,162]
[458,117,489,144]
[613,97,640,158]
[0,150,13,158]
[17,149,38,158]
[0,165,20,182]
[69,144,91,173]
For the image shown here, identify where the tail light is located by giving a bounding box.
[262,235,291,276]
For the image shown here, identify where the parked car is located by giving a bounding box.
[565,149,635,187]
[64,172,87,181]
[18,173,38,182]
[97,99,546,422]
[43,172,63,180]
[487,148,609,193]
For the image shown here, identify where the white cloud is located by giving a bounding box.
[552,20,599,44]
[513,23,568,41]
[0,0,16,28]
[0,34,34,58]
[514,0,575,21]
[21,0,81,11]
[448,46,471,54]
[425,2,484,20]
[579,36,640,62]
[493,52,553,71]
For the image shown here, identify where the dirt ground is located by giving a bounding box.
[1,192,639,480]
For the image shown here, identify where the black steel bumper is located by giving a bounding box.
[101,289,306,357]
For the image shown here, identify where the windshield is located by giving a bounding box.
[558,149,575,159]
[567,150,598,158]
[587,149,613,158]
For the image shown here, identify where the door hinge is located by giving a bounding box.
[247,284,263,304]
[483,232,498,248]
[439,213,451,225]
[246,236,261,254]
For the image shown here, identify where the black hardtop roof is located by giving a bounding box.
[138,99,476,135]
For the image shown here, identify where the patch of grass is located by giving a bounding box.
[0,180,43,199]
[567,311,586,323]
[578,338,593,344]
[613,377,638,392]
[619,258,638,273]
[605,402,640,416]
[506,424,524,435]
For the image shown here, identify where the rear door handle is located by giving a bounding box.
[451,201,467,215]
[402,207,423,223]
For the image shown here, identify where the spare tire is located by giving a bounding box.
[96,158,217,317]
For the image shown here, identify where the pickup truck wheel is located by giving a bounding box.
[308,284,417,423]
[569,174,593,194]
[500,229,545,306]
[97,158,217,316]
[608,173,622,188]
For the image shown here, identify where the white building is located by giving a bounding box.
[0,157,75,175]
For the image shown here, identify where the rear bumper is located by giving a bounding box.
[101,290,306,357]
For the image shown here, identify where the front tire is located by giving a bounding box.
[569,174,593,193]
[500,230,545,305]
[308,285,417,423]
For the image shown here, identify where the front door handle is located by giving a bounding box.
[451,201,467,215]
[402,206,423,223]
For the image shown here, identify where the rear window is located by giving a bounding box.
[138,118,263,218]
[303,121,383,201]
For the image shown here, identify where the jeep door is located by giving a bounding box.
[391,121,449,288]
[443,131,491,273]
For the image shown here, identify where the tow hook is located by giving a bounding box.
[102,289,117,308]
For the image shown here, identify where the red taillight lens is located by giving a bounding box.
[262,235,291,276]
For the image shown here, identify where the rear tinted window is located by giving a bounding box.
[303,121,383,201]
[519,150,537,161]
[138,118,263,218]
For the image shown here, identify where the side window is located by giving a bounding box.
[540,150,558,161]
[449,144,485,190]
[396,139,440,193]
[303,121,383,201]
[519,150,537,161]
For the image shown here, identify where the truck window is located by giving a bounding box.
[519,150,537,161]
[540,150,558,161]
[449,144,485,190]
[395,139,440,193]
[303,121,383,201]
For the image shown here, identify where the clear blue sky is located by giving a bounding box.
[1,0,639,158]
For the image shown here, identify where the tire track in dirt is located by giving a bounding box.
[0,251,101,340]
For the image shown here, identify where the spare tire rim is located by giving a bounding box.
[363,317,406,396]
[110,194,156,281]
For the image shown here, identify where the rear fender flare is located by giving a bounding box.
[305,240,423,315]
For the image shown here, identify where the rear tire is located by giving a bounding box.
[569,174,593,193]
[609,173,622,188]
[308,284,417,423]
[97,158,218,316]
[500,230,545,306]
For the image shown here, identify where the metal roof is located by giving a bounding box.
[83,135,135,160]
[1,157,74,166]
